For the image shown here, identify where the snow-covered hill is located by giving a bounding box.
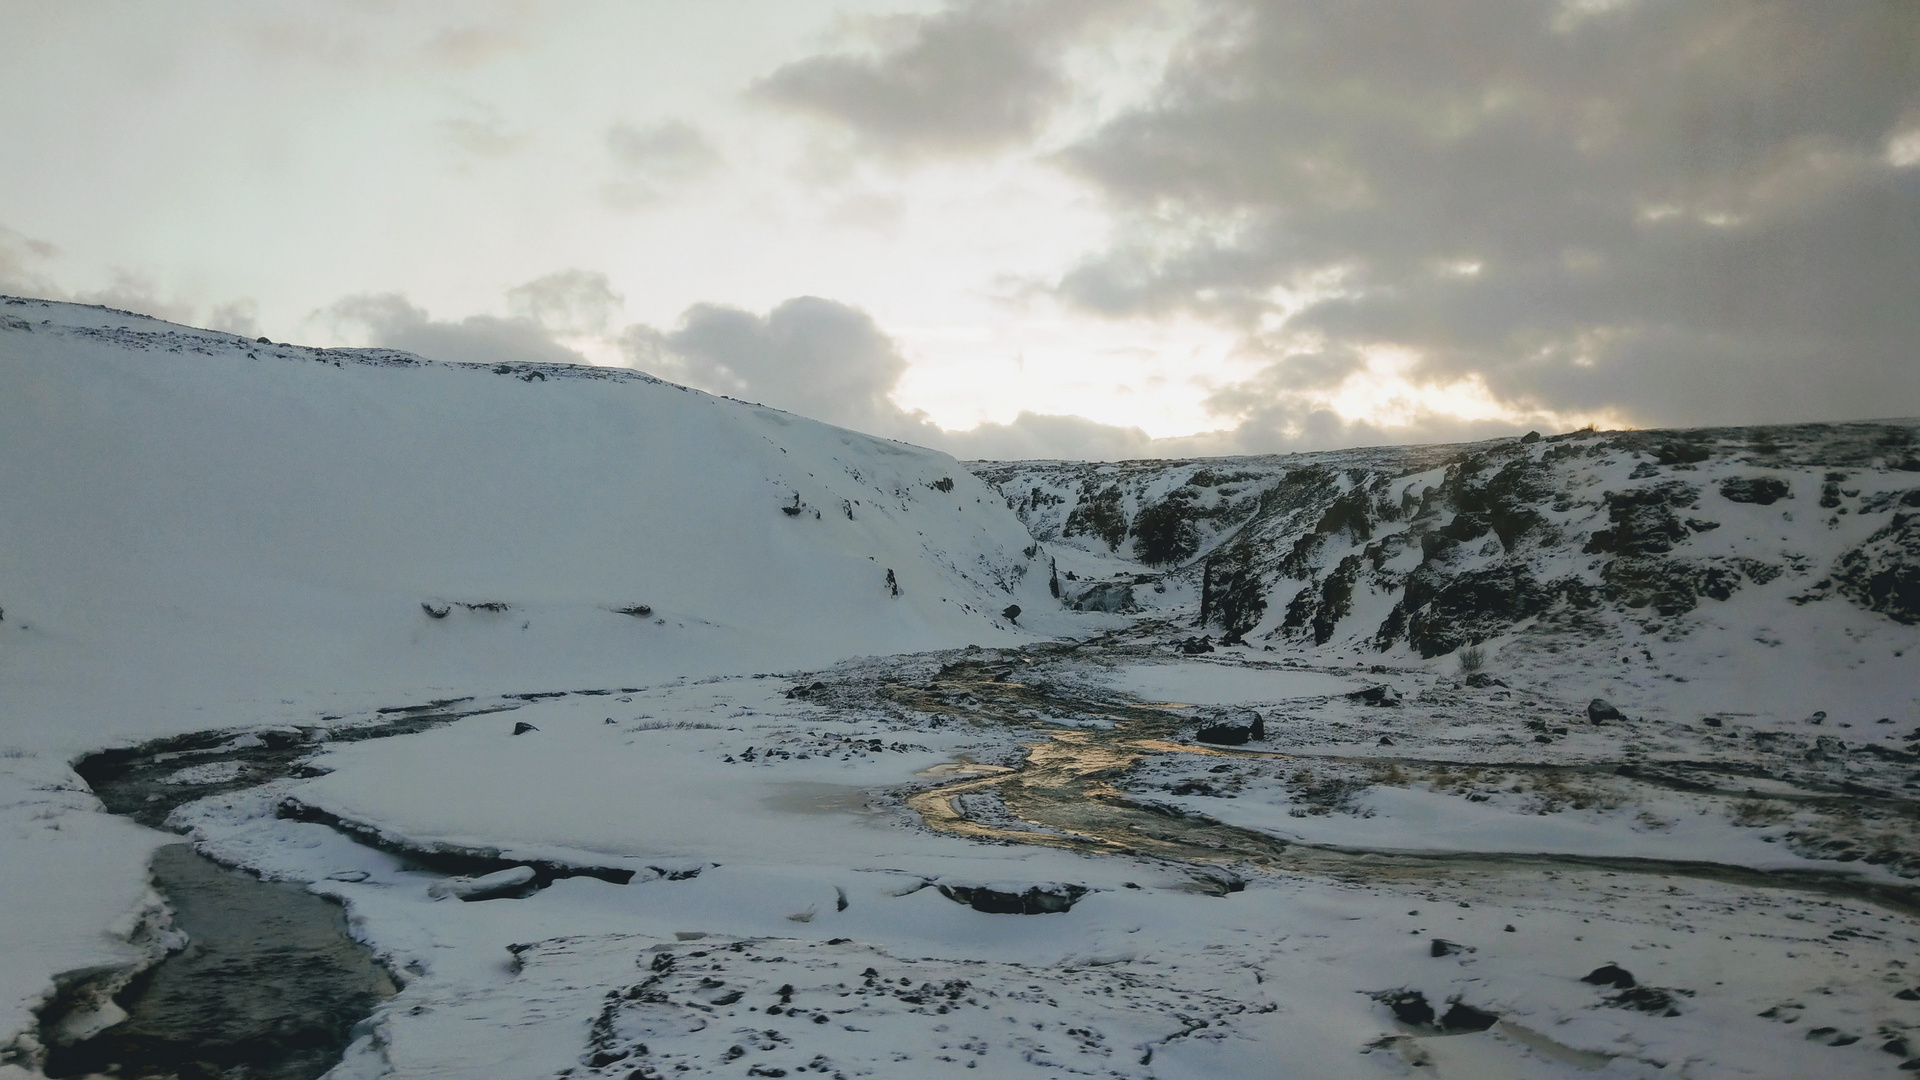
[0,296,1059,751]
[972,422,1920,725]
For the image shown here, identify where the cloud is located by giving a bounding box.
[242,3,546,72]
[0,223,58,298]
[624,294,1210,461]
[438,102,530,159]
[938,411,1157,460]
[1050,0,1920,429]
[603,120,722,207]
[751,0,1125,157]
[319,293,588,367]
[507,270,623,335]
[625,296,932,438]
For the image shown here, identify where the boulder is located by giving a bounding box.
[1349,685,1402,707]
[1588,699,1623,723]
[1720,476,1791,505]
[936,882,1089,915]
[1195,714,1265,745]
[1581,963,1636,989]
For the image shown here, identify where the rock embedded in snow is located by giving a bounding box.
[1588,698,1623,723]
[1348,685,1402,707]
[935,882,1089,914]
[1721,476,1792,505]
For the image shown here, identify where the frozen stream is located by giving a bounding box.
[34,712,483,1080]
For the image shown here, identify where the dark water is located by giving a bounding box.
[44,845,396,1080]
[41,711,488,1080]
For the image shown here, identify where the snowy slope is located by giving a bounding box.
[0,296,1058,1052]
[0,296,1058,753]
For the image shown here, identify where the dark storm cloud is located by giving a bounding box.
[751,0,1127,156]
[1054,0,1920,429]
[602,120,722,207]
[321,293,588,367]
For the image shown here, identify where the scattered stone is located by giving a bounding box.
[1588,699,1623,723]
[1703,717,1723,727]
[1807,711,1828,725]
[1179,636,1215,655]
[1463,672,1508,688]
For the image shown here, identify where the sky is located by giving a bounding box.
[1,0,1916,460]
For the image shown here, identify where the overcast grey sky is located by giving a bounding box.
[3,1,1915,459]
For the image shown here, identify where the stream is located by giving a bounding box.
[35,704,493,1080]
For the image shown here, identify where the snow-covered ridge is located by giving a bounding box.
[0,296,1058,751]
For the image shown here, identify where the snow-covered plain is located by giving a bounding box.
[4,298,1920,1079]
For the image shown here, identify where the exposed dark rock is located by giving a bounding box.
[1430,938,1466,957]
[1001,604,1021,625]
[1131,491,1202,565]
[1588,699,1623,723]
[1585,483,1698,556]
[1398,562,1570,658]
[1439,1001,1499,1032]
[1603,986,1685,1016]
[1195,714,1265,745]
[1581,963,1637,989]
[1374,990,1435,1027]
[936,883,1088,914]
[511,722,539,735]
[931,476,954,492]
[1832,512,1920,624]
[1062,483,1128,550]
[1656,442,1712,465]
[1463,673,1507,688]
[422,601,450,619]
[1179,636,1215,655]
[1721,477,1792,505]
[614,604,653,617]
[1349,685,1402,707]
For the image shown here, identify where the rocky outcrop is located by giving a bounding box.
[1833,512,1920,624]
